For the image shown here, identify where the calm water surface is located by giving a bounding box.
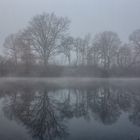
[0,79,140,140]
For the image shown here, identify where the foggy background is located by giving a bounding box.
[0,0,140,49]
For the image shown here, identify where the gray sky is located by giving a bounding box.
[0,0,140,48]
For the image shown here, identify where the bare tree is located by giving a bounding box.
[91,39,100,66]
[16,32,35,74]
[77,34,92,65]
[129,29,140,49]
[73,34,92,65]
[59,36,74,64]
[129,29,140,65]
[3,33,20,66]
[93,31,121,74]
[27,12,70,68]
[117,44,132,68]
[82,34,92,65]
[0,55,7,76]
[73,37,83,65]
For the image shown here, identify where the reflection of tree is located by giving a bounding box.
[73,89,89,120]
[97,87,121,125]
[129,95,140,127]
[2,82,140,139]
[29,89,68,140]
[58,89,74,119]
[3,87,34,121]
[3,88,68,140]
[58,86,130,124]
[86,86,121,124]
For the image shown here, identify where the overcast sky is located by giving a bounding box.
[0,0,140,47]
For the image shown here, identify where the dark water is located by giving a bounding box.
[0,80,140,140]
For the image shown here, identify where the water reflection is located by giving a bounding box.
[0,81,140,140]
[3,88,68,140]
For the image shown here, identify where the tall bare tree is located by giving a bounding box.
[73,37,83,65]
[129,29,140,65]
[81,34,92,65]
[73,34,92,65]
[93,31,121,74]
[117,44,132,68]
[27,13,70,67]
[59,36,74,64]
[3,33,20,66]
[91,39,100,66]
[16,32,35,74]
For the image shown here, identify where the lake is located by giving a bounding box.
[0,78,140,140]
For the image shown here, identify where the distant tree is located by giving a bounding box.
[73,37,83,65]
[59,36,74,64]
[16,32,35,74]
[82,34,92,65]
[129,29,140,49]
[91,38,101,66]
[0,55,7,76]
[93,31,121,75]
[73,34,92,65]
[117,44,132,68]
[3,33,20,66]
[129,29,140,65]
[27,12,70,68]
[77,34,92,65]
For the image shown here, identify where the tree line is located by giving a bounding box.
[1,12,140,77]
